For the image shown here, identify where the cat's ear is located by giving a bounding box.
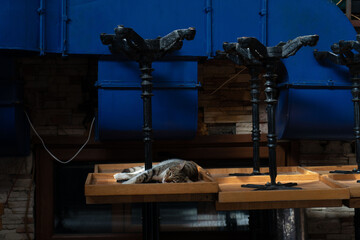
[178,161,186,170]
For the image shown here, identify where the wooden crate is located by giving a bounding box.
[208,166,318,180]
[322,174,360,208]
[213,167,349,210]
[85,163,219,204]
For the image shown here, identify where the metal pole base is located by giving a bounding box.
[241,182,302,191]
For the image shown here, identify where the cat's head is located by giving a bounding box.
[162,162,188,183]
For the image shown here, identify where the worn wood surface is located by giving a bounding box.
[208,166,318,180]
[323,174,360,198]
[215,168,349,203]
[302,165,358,175]
[85,168,219,204]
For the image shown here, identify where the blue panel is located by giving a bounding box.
[267,0,357,139]
[44,0,62,53]
[0,0,39,51]
[97,60,198,87]
[45,0,207,55]
[268,0,356,87]
[212,0,262,56]
[277,88,353,140]
[97,60,198,140]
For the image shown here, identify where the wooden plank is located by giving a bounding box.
[216,173,349,203]
[209,166,319,181]
[302,165,358,175]
[324,174,360,198]
[85,174,218,196]
[216,199,343,211]
[86,193,216,204]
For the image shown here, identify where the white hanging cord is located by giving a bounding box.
[25,112,95,164]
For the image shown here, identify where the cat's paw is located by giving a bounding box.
[114,173,130,181]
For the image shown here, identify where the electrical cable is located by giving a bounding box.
[209,67,246,95]
[25,112,95,164]
[353,14,360,20]
[336,0,343,6]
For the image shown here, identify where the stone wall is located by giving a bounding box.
[0,156,34,240]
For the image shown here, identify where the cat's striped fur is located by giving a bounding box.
[114,159,213,184]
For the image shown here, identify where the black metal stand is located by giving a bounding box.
[314,38,360,175]
[232,35,319,190]
[242,62,300,190]
[250,67,262,175]
[140,63,154,170]
[101,26,196,240]
[313,35,360,240]
[222,43,268,176]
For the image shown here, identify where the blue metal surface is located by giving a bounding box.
[0,0,358,140]
[96,60,198,140]
[38,0,46,55]
[269,0,357,139]
[45,0,208,56]
[0,0,39,52]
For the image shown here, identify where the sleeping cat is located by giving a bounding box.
[114,159,213,184]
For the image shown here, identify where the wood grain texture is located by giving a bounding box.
[215,169,349,203]
[324,173,360,198]
[85,173,218,196]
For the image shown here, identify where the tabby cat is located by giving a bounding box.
[114,159,213,184]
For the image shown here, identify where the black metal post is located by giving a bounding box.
[140,63,154,170]
[250,67,262,174]
[352,74,360,173]
[222,42,267,176]
[234,34,318,190]
[263,62,278,185]
[139,62,159,240]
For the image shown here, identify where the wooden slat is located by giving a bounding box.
[87,193,216,204]
[209,166,319,182]
[218,183,348,203]
[216,172,349,203]
[85,173,218,197]
[324,174,360,198]
[302,165,358,175]
[216,199,344,211]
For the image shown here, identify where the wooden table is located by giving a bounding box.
[86,164,350,210]
[209,167,349,210]
[85,163,218,204]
